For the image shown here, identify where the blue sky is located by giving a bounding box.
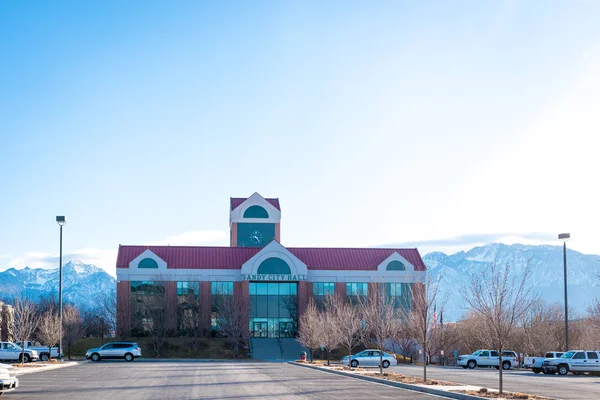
[2,1,600,276]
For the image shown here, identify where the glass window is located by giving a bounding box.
[138,258,159,269]
[481,351,489,357]
[573,352,586,359]
[257,258,292,275]
[346,282,368,296]
[587,352,598,359]
[211,281,234,295]
[177,282,199,298]
[243,205,269,218]
[313,282,335,296]
[386,260,406,271]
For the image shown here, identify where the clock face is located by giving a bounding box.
[249,230,263,245]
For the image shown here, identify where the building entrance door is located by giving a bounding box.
[253,322,268,338]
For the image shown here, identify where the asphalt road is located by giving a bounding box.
[389,364,599,400]
[9,361,437,400]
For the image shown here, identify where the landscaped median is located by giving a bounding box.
[9,360,79,376]
[290,361,553,400]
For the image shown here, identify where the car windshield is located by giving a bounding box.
[561,351,576,358]
[472,350,482,356]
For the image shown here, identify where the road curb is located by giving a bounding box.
[289,362,485,400]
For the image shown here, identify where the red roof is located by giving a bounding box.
[230,197,281,211]
[117,245,426,271]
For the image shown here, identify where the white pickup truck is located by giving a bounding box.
[541,350,600,375]
[0,363,19,396]
[17,341,63,361]
[0,342,39,363]
[523,352,564,374]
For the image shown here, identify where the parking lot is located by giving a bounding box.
[7,360,436,400]
[389,364,600,400]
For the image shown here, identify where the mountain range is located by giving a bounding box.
[0,260,116,310]
[426,243,600,321]
[0,244,598,320]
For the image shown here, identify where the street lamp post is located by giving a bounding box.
[558,232,570,352]
[56,216,66,361]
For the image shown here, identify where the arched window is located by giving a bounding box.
[386,260,406,271]
[257,257,291,275]
[138,258,159,269]
[243,205,269,218]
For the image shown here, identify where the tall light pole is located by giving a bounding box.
[558,232,570,352]
[56,216,66,361]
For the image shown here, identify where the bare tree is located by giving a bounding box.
[298,298,323,362]
[62,305,85,360]
[587,298,600,329]
[393,335,416,364]
[36,308,61,361]
[429,317,458,365]
[521,301,566,356]
[461,263,536,395]
[331,294,363,369]
[13,297,39,365]
[177,290,204,354]
[402,275,441,381]
[214,294,249,358]
[97,290,117,336]
[131,281,168,356]
[361,287,402,374]
[319,294,342,365]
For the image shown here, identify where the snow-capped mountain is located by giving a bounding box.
[425,243,600,322]
[0,260,116,311]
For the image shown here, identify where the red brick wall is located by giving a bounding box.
[165,281,177,333]
[200,282,211,336]
[335,282,346,302]
[230,223,238,246]
[116,281,131,338]
[297,281,309,322]
[235,281,250,338]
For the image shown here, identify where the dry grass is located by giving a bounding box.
[363,372,459,386]
[452,388,554,399]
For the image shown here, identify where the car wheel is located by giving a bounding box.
[124,353,134,362]
[91,353,101,362]
[502,361,510,370]
[382,360,390,368]
[351,360,359,368]
[40,353,49,362]
[467,360,476,369]
[558,365,569,376]
[21,354,31,363]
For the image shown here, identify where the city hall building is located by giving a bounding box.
[116,193,427,338]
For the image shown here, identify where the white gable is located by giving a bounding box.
[128,249,168,270]
[376,252,415,273]
[241,240,307,276]
[230,192,281,224]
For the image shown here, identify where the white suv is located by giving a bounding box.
[86,342,142,362]
[458,349,519,370]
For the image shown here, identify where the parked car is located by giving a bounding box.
[541,350,600,376]
[457,349,519,370]
[85,342,142,362]
[0,363,19,396]
[16,340,63,362]
[341,350,397,368]
[0,342,39,363]
[523,352,564,374]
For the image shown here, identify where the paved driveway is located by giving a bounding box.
[389,364,599,400]
[10,361,437,399]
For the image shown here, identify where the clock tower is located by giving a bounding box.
[230,193,281,247]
